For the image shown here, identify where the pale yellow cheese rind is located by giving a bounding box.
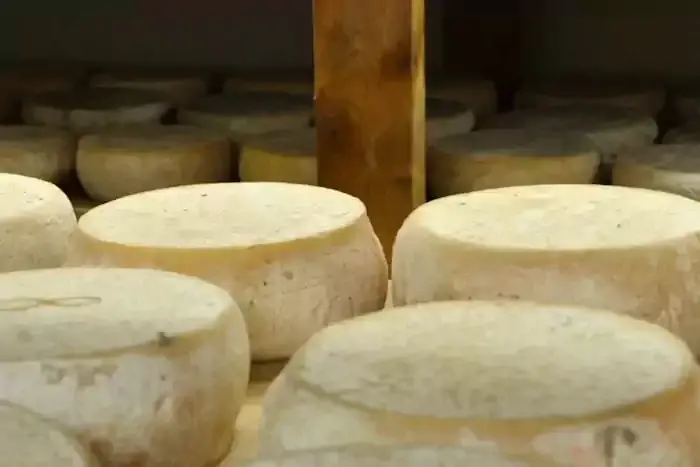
[0,125,75,183]
[239,129,316,185]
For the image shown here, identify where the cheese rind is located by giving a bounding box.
[0,267,250,467]
[429,79,498,121]
[0,173,76,272]
[76,125,232,201]
[239,129,316,184]
[91,71,209,105]
[67,182,388,361]
[0,125,75,183]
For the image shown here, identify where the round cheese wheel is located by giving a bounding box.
[22,89,169,132]
[223,77,313,95]
[239,129,316,184]
[392,184,700,355]
[425,98,475,141]
[0,267,250,467]
[664,122,700,143]
[427,129,599,197]
[0,173,76,272]
[0,125,75,183]
[67,182,388,361]
[0,401,99,467]
[429,79,498,121]
[91,70,209,105]
[76,125,233,201]
[259,300,699,466]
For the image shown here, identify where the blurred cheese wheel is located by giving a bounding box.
[67,182,388,361]
[76,125,232,201]
[429,79,498,121]
[91,70,209,105]
[259,300,699,467]
[664,122,700,143]
[22,89,169,132]
[0,267,249,467]
[0,125,75,183]
[240,129,316,184]
[428,129,599,197]
[0,173,76,272]
[425,98,475,141]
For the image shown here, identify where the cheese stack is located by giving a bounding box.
[0,267,250,467]
[22,89,169,133]
[240,129,316,185]
[425,97,475,141]
[0,173,76,272]
[76,125,232,202]
[664,122,700,143]
[66,182,388,361]
[91,70,209,105]
[259,300,700,466]
[392,184,700,355]
[429,79,498,122]
[0,401,99,467]
[427,129,599,197]
[0,125,75,183]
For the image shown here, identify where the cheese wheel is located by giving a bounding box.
[0,267,250,467]
[0,401,99,467]
[67,182,388,361]
[0,125,75,183]
[664,122,700,143]
[91,70,209,105]
[427,129,599,197]
[259,300,700,467]
[239,129,316,184]
[429,79,498,121]
[76,125,232,201]
[223,77,313,95]
[22,89,169,132]
[0,173,76,272]
[425,98,475,141]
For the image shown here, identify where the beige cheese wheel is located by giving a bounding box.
[240,129,316,185]
[429,79,498,121]
[427,129,599,197]
[66,182,388,361]
[76,125,233,201]
[0,267,249,467]
[425,98,475,141]
[664,122,700,143]
[0,174,76,272]
[0,125,75,183]
[0,401,99,467]
[391,184,700,355]
[22,89,169,133]
[259,300,700,466]
[91,70,209,105]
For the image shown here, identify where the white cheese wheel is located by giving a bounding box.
[0,173,76,272]
[0,401,99,467]
[259,300,700,467]
[427,129,599,197]
[425,98,475,141]
[239,129,316,185]
[76,125,232,201]
[66,182,388,361]
[429,79,498,121]
[22,89,169,133]
[664,122,700,143]
[0,125,75,183]
[0,267,250,467]
[91,70,209,105]
[392,184,700,355]
[223,77,313,95]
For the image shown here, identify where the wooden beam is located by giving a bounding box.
[313,0,426,260]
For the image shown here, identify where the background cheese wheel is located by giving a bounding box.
[0,125,75,183]
[239,129,316,184]
[259,300,699,466]
[392,184,700,355]
[0,267,250,467]
[76,125,233,201]
[22,89,169,132]
[67,182,388,361]
[427,129,599,197]
[0,401,99,467]
[428,79,499,122]
[0,173,76,272]
[663,122,700,143]
[91,70,210,105]
[425,97,475,141]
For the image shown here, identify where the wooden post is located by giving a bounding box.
[313,0,426,261]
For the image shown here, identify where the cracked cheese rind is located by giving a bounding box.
[259,300,699,467]
[91,71,209,105]
[0,267,249,467]
[66,182,388,361]
[240,129,316,185]
[429,79,498,122]
[76,125,232,202]
[0,174,76,272]
[0,126,75,183]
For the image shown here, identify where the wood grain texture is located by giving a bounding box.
[313,0,426,259]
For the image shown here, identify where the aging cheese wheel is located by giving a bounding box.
[67,182,388,361]
[663,122,700,143]
[427,129,599,197]
[22,89,169,132]
[239,129,316,184]
[391,184,700,355]
[259,300,700,467]
[0,125,75,183]
[429,79,498,121]
[425,98,475,141]
[0,173,76,272]
[0,267,250,467]
[76,125,232,201]
[91,70,209,105]
[0,401,99,467]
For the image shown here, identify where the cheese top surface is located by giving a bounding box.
[617,143,700,171]
[404,184,700,250]
[0,173,69,218]
[27,88,165,110]
[185,91,312,117]
[246,129,316,156]
[79,182,365,248]
[0,125,72,148]
[80,125,227,150]
[0,267,234,360]
[291,300,692,420]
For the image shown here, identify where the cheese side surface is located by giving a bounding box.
[259,300,700,467]
[428,129,599,197]
[425,98,475,141]
[76,125,232,201]
[0,267,250,467]
[0,125,75,183]
[240,129,316,185]
[429,79,498,122]
[0,173,76,272]
[67,182,388,361]
[91,71,209,105]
